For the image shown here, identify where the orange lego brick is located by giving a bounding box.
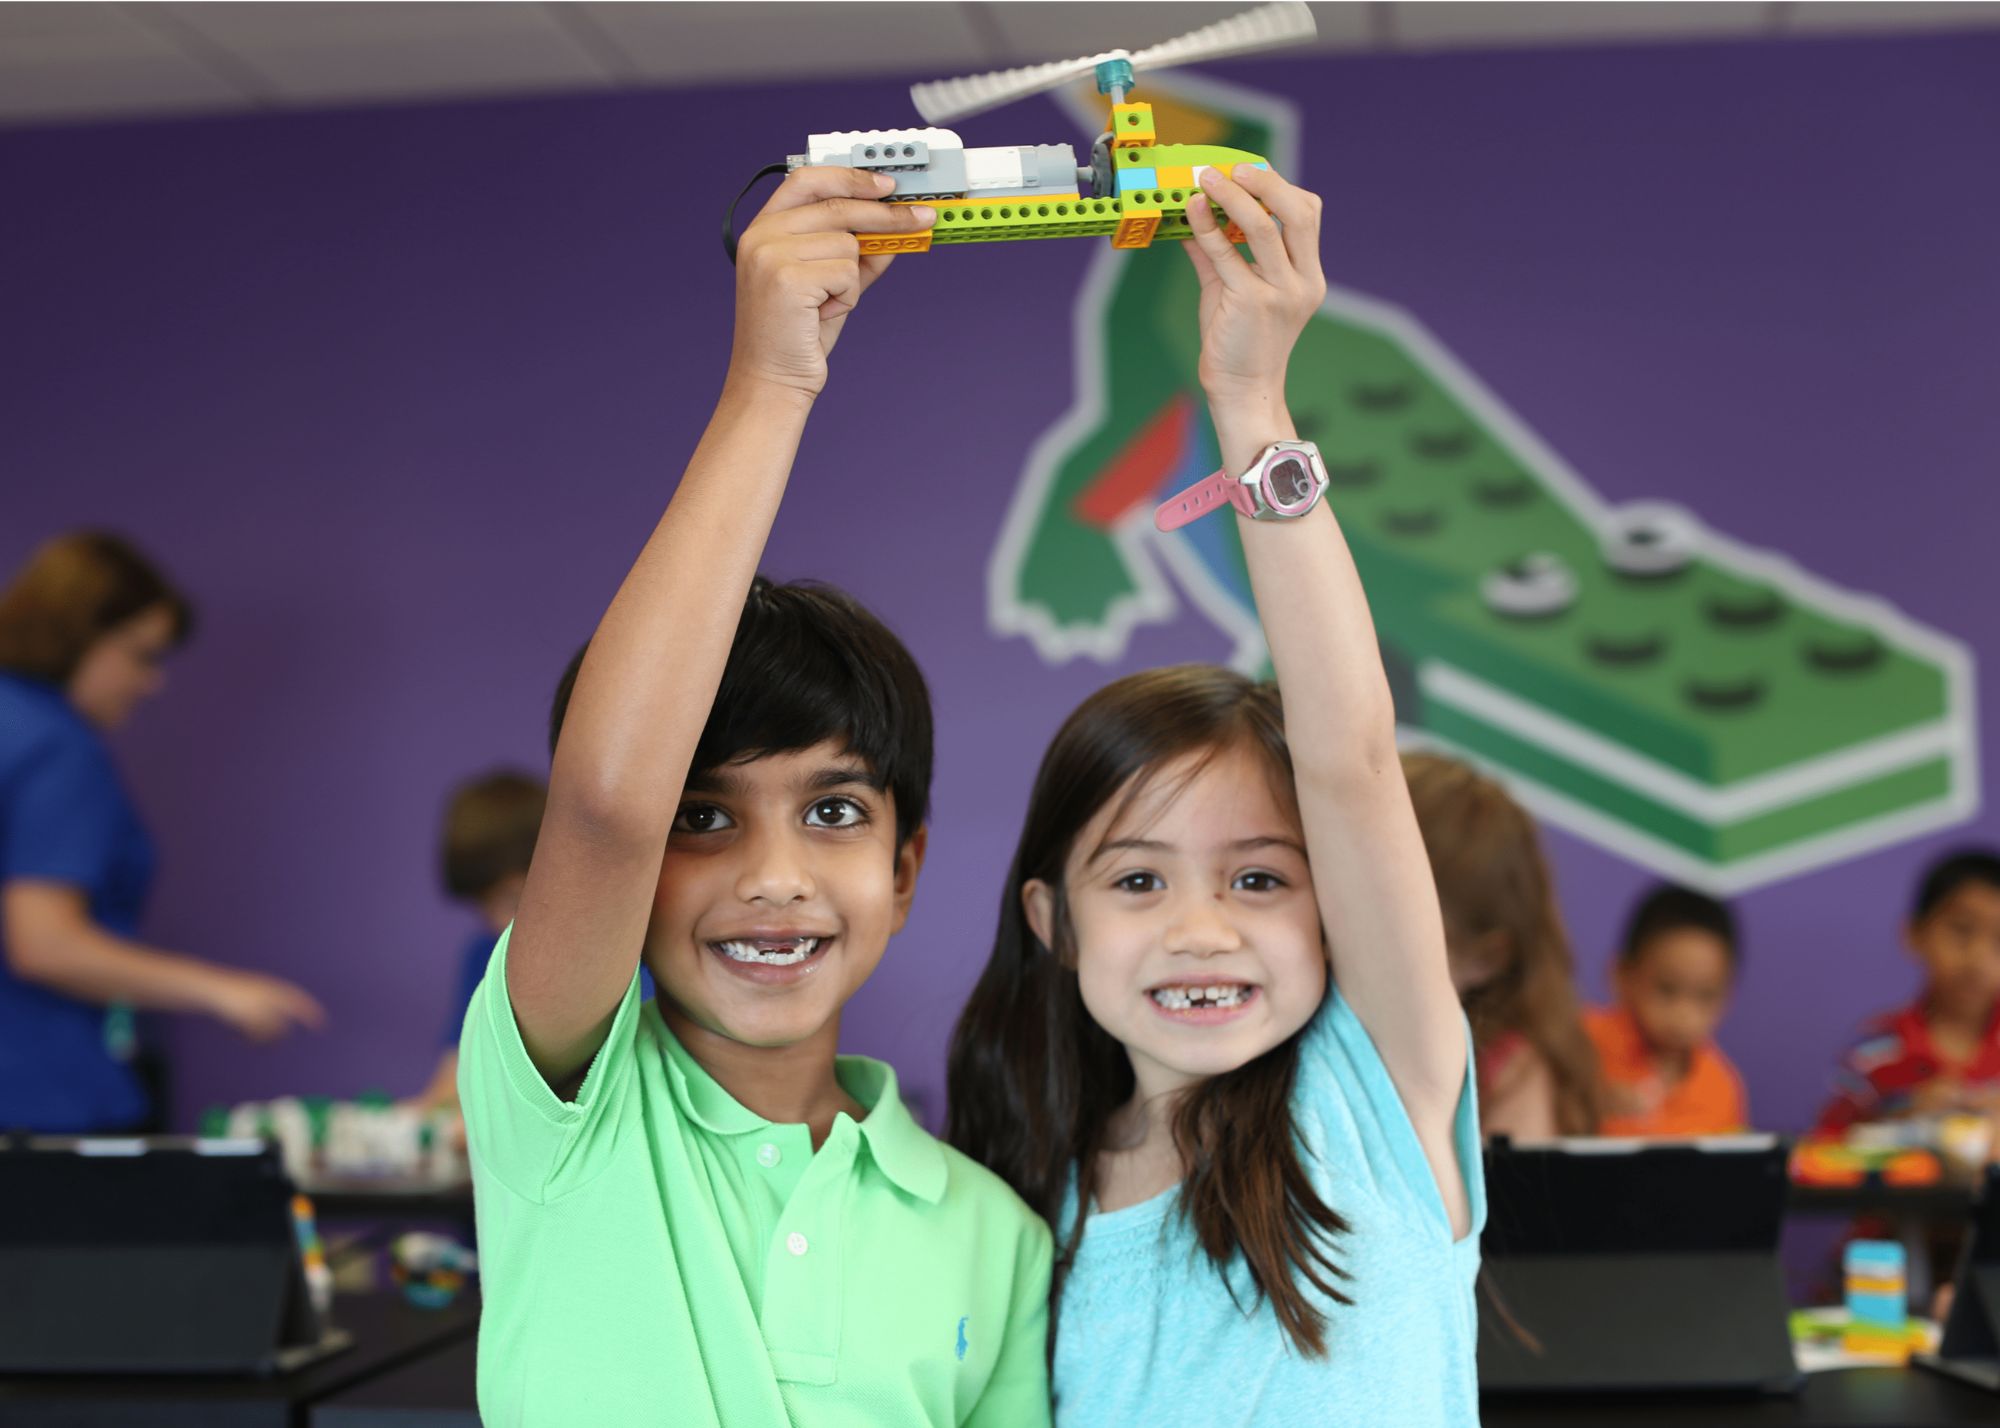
[1111,210,1161,250]
[1111,102,1156,148]
[857,232,934,255]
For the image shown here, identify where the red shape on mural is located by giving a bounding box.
[1072,394,1195,529]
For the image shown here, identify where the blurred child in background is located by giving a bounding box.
[413,770,545,1112]
[1816,848,2000,1137]
[1586,884,1747,1136]
[1404,752,1600,1140]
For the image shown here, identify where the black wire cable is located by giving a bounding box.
[723,163,791,265]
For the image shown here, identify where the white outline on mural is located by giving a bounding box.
[986,71,1978,891]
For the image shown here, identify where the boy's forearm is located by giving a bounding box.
[549,377,815,837]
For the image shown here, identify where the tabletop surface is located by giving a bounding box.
[305,1332,2000,1428]
[0,1291,477,1426]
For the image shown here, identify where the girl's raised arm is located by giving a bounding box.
[1178,165,1470,1234]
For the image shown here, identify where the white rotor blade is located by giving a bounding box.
[911,52,1117,126]
[910,1,1316,126]
[1129,2,1317,73]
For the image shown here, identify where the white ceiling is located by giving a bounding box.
[2,2,1999,129]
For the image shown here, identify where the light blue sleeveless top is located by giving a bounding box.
[1053,988,1486,1426]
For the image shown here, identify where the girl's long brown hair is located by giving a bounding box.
[1402,752,1601,1135]
[946,665,1352,1359]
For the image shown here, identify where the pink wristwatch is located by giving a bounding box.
[1154,440,1329,532]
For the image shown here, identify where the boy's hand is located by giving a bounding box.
[1180,165,1326,410]
[727,167,935,402]
[1911,1078,1971,1115]
[1606,1075,1667,1121]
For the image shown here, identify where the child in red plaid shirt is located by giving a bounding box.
[1816,849,2000,1136]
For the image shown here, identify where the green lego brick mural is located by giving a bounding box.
[987,73,1977,895]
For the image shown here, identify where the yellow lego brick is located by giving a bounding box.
[1841,1328,1911,1360]
[1847,1276,1905,1297]
[1111,102,1156,149]
[1155,166,1196,188]
[857,232,933,255]
[1111,210,1161,250]
[899,195,1080,210]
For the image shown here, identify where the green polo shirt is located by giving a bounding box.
[459,926,1052,1427]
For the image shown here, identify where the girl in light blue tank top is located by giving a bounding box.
[947,164,1485,1425]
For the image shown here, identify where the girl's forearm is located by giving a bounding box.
[1210,394,1399,781]
[1212,388,1468,1123]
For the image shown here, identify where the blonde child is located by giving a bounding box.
[1403,752,1601,1140]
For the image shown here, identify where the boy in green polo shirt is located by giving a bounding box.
[457,169,1051,1426]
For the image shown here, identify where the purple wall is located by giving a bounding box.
[3,33,1997,1137]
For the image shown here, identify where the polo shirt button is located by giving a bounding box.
[786,1232,808,1257]
[757,1142,781,1168]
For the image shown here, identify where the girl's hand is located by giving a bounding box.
[726,167,935,402]
[1180,165,1326,409]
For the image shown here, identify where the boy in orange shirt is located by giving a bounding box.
[1586,884,1748,1136]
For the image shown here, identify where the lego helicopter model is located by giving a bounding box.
[724,1,1317,262]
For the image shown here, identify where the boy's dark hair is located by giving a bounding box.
[441,771,547,900]
[1911,847,2000,923]
[1619,883,1739,970]
[548,576,932,849]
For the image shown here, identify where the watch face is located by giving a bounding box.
[1265,457,1316,512]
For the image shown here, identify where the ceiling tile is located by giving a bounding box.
[0,3,152,43]
[0,4,246,122]
[973,2,1368,65]
[577,2,989,84]
[160,1,615,101]
[1302,2,1379,50]
[1786,1,2000,30]
[1391,1,1768,48]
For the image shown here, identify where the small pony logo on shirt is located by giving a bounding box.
[955,1316,969,1361]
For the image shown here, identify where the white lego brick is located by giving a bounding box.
[806,127,962,165]
[964,146,1027,191]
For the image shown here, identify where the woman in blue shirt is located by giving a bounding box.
[0,531,326,1132]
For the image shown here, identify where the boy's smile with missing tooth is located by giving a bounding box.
[647,738,925,1054]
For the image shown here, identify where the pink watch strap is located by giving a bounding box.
[1154,468,1252,531]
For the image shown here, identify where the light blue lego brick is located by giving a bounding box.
[1846,1290,1905,1327]
[1845,1241,1905,1277]
[1116,167,1160,192]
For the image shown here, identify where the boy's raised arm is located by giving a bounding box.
[1182,167,1470,1232]
[504,169,933,1084]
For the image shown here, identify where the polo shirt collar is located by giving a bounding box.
[657,1016,768,1136]
[652,1014,947,1204]
[839,1055,948,1206]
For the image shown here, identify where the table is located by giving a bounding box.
[313,1335,478,1428]
[305,1335,1999,1428]
[1485,1368,1998,1426]
[1787,1178,1981,1220]
[0,1293,477,1428]
[299,1177,476,1238]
